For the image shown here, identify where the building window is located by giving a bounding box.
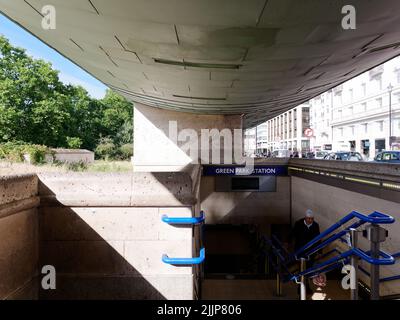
[349,88,353,101]
[335,92,343,105]
[376,97,383,108]
[337,109,342,118]
[376,75,383,90]
[370,74,383,91]
[378,121,384,132]
[361,102,367,111]
[361,83,366,96]
[350,126,355,136]
[349,106,353,115]
[363,123,368,134]
[394,92,400,104]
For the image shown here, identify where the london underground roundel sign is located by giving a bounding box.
[304,128,314,137]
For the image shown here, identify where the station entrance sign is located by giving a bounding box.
[202,165,287,176]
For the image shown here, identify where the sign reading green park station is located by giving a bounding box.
[202,165,287,176]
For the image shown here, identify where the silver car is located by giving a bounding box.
[323,152,364,161]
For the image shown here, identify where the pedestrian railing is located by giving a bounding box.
[358,251,400,283]
[264,210,396,300]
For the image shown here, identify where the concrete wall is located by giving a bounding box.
[201,176,290,228]
[134,103,242,171]
[291,176,400,296]
[52,149,95,164]
[0,174,39,300]
[2,158,398,299]
[38,171,200,300]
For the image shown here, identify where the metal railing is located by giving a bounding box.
[162,248,205,265]
[161,211,205,225]
[358,251,400,283]
[161,211,206,265]
[292,211,394,260]
[288,247,394,282]
[264,210,396,300]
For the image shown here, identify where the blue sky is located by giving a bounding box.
[0,13,107,99]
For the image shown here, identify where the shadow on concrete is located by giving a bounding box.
[38,205,166,300]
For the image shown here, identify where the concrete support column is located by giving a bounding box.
[133,103,242,172]
[369,139,376,159]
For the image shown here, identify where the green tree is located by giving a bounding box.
[100,89,133,145]
[0,35,68,145]
[66,85,104,150]
[0,35,134,153]
[66,137,83,149]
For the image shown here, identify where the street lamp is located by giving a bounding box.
[388,83,393,150]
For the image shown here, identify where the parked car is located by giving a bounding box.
[314,151,329,159]
[272,149,291,158]
[323,151,364,161]
[304,152,315,159]
[374,151,400,163]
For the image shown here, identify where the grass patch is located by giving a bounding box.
[86,160,132,172]
[0,160,132,175]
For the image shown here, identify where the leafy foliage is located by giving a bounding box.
[66,137,83,149]
[118,143,133,160]
[0,36,133,158]
[95,137,117,160]
[0,141,52,164]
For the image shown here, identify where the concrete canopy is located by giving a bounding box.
[2,0,400,128]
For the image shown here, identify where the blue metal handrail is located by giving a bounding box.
[381,274,400,282]
[311,246,400,283]
[264,210,396,288]
[161,211,206,265]
[162,211,205,225]
[271,234,291,256]
[358,251,400,283]
[292,211,394,260]
[358,265,400,283]
[298,221,365,260]
[263,236,293,277]
[268,252,294,279]
[288,248,395,281]
[305,260,349,280]
[162,248,205,265]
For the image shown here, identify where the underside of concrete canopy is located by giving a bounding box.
[2,0,400,128]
